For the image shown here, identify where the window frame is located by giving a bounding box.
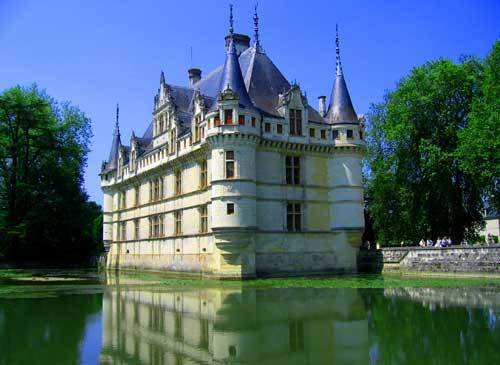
[174,210,182,236]
[199,160,208,189]
[200,205,208,233]
[286,203,302,232]
[225,151,235,179]
[175,170,182,195]
[285,155,301,185]
[227,203,235,215]
[289,109,302,136]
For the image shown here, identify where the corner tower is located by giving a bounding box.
[327,26,365,269]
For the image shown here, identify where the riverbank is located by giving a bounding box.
[358,244,500,277]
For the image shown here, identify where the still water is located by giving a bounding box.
[1,273,500,365]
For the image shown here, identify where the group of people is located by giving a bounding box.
[418,237,453,248]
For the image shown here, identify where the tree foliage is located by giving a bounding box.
[366,57,485,244]
[457,41,500,211]
[0,85,102,264]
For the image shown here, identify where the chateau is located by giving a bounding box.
[100,6,365,278]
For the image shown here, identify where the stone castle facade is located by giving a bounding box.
[100,7,365,278]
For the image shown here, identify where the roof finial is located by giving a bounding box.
[229,4,234,36]
[160,70,165,84]
[336,24,342,76]
[253,3,260,49]
[115,103,120,135]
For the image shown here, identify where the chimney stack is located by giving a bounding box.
[224,33,250,56]
[318,96,326,117]
[188,68,202,86]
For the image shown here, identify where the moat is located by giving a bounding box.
[1,271,500,364]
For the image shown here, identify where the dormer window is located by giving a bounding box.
[290,109,302,136]
[224,109,233,125]
[194,115,202,142]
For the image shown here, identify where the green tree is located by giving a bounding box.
[457,41,500,211]
[0,85,102,264]
[366,58,484,244]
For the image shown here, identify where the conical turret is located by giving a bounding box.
[217,4,254,109]
[326,25,358,124]
[106,103,121,170]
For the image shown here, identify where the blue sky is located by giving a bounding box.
[1,0,498,203]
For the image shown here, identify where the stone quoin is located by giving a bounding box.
[99,6,365,278]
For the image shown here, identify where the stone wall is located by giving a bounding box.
[358,245,500,276]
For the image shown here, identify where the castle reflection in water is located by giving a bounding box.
[99,281,369,365]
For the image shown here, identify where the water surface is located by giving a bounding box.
[1,272,499,364]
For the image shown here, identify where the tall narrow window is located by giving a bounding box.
[120,191,126,209]
[174,210,182,235]
[320,130,326,139]
[149,181,153,202]
[200,160,207,189]
[175,170,182,195]
[251,117,256,127]
[120,221,127,241]
[285,156,300,185]
[227,203,234,215]
[264,122,271,132]
[225,151,235,179]
[347,129,353,139]
[134,186,140,207]
[194,115,201,142]
[287,203,302,232]
[332,129,339,139]
[290,109,302,136]
[309,128,315,137]
[200,205,208,233]
[214,114,221,126]
[160,177,164,199]
[159,215,164,237]
[134,219,140,240]
[289,320,304,351]
[238,115,245,125]
[153,178,160,201]
[149,217,153,238]
[277,124,283,134]
[359,131,363,140]
[170,130,176,153]
[224,109,233,125]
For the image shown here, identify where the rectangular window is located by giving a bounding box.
[251,117,256,127]
[227,203,234,215]
[134,219,139,240]
[320,130,326,139]
[200,160,207,189]
[289,320,304,351]
[359,131,363,140]
[174,210,182,235]
[214,115,221,126]
[347,129,353,139]
[149,181,153,202]
[309,128,315,137]
[277,124,283,134]
[224,109,233,125]
[194,115,201,142]
[154,178,160,201]
[120,191,126,209]
[175,170,182,195]
[200,205,208,233]
[120,221,127,241]
[285,156,300,185]
[264,122,271,133]
[332,129,339,139]
[135,186,140,207]
[225,151,235,179]
[287,203,302,232]
[290,109,302,136]
[170,130,176,153]
[238,115,245,125]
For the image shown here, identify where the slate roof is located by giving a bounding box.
[104,30,358,169]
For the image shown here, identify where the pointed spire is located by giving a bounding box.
[229,4,234,36]
[335,24,342,76]
[326,25,358,124]
[217,4,254,109]
[160,70,165,84]
[107,103,122,170]
[253,3,262,51]
[114,103,120,135]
